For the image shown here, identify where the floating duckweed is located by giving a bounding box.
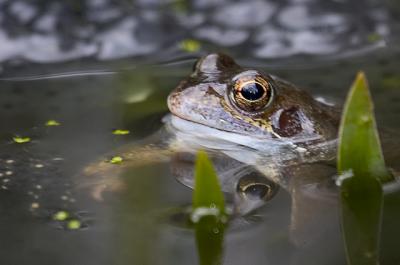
[112,129,130,135]
[53,211,69,221]
[180,39,201,53]
[13,136,31,144]
[382,75,400,89]
[110,156,123,164]
[367,33,382,43]
[67,219,81,230]
[45,120,61,126]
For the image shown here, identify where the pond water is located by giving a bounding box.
[1,0,400,265]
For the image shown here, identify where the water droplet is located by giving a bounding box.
[359,115,371,124]
[190,207,220,223]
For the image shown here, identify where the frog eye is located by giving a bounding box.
[231,76,273,112]
[241,183,272,200]
[237,173,278,201]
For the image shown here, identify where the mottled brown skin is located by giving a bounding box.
[168,53,340,142]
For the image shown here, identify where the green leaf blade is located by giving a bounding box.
[338,72,391,265]
[192,150,227,265]
[193,150,225,213]
[338,71,392,182]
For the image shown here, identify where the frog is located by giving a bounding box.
[81,54,342,242]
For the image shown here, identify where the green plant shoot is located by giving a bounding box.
[338,72,390,265]
[193,150,227,265]
[193,150,226,213]
[338,71,392,182]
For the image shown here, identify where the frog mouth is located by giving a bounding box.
[164,114,297,157]
[163,114,337,165]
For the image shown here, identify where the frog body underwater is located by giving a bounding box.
[83,53,340,205]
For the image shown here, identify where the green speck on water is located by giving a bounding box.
[67,219,81,230]
[110,156,123,164]
[112,129,130,135]
[180,39,201,53]
[172,0,189,13]
[367,33,382,43]
[53,211,69,221]
[13,136,31,144]
[382,75,400,89]
[46,120,61,126]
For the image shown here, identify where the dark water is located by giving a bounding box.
[1,0,400,265]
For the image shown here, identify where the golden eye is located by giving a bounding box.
[231,76,273,112]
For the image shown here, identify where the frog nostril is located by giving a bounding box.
[272,107,303,137]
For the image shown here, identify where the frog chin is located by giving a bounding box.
[164,114,300,163]
[163,114,337,166]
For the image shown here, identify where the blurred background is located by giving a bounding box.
[0,0,398,69]
[1,1,400,265]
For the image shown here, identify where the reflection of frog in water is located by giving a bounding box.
[83,53,341,240]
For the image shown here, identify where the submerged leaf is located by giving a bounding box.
[341,175,383,265]
[195,216,225,265]
[338,71,392,182]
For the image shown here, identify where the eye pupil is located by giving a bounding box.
[240,83,265,101]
